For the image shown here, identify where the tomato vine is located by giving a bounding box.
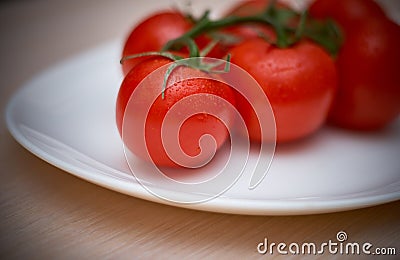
[120,1,343,99]
[162,2,343,57]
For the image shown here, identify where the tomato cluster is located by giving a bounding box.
[116,0,400,167]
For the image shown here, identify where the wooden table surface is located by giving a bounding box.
[0,0,399,259]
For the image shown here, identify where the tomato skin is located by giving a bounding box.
[121,11,192,76]
[116,57,236,167]
[116,58,172,134]
[229,38,337,142]
[328,17,400,130]
[310,0,400,130]
[225,0,286,17]
[309,0,386,29]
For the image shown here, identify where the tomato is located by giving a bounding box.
[328,17,400,130]
[310,0,400,130]
[225,0,286,17]
[225,0,282,40]
[309,0,386,29]
[209,0,290,54]
[121,10,230,73]
[121,11,192,76]
[116,57,236,167]
[229,38,337,142]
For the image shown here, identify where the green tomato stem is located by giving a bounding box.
[162,4,343,56]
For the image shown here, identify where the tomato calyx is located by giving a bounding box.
[162,2,343,56]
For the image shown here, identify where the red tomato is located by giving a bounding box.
[212,0,289,53]
[116,57,236,167]
[309,0,386,29]
[121,10,229,72]
[328,17,400,130]
[121,11,192,76]
[225,0,286,17]
[310,0,400,130]
[229,38,337,142]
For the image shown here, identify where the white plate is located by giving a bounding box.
[6,39,400,215]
